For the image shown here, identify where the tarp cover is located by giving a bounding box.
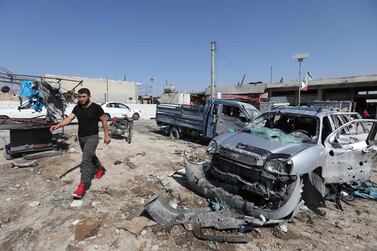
[19,80,43,112]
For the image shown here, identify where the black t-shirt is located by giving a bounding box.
[72,103,104,137]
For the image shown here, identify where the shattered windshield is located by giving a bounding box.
[243,112,319,144]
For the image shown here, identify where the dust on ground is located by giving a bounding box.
[1,120,377,251]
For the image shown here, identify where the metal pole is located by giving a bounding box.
[298,59,302,106]
[106,78,109,102]
[270,66,272,84]
[211,41,216,99]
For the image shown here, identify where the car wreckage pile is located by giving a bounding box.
[145,106,377,243]
[0,67,82,158]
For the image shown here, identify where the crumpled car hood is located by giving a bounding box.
[217,132,313,156]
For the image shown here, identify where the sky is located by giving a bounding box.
[0,0,376,95]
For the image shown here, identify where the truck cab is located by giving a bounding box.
[204,99,260,138]
[156,99,260,139]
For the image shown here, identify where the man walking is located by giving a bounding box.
[50,88,111,198]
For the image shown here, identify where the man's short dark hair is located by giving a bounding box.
[78,88,91,96]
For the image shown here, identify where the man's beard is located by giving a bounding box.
[80,100,90,106]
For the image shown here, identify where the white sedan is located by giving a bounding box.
[101,102,142,120]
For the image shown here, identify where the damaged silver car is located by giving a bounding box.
[184,107,377,222]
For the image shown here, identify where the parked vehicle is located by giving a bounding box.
[0,102,76,120]
[156,99,260,139]
[109,116,133,144]
[0,105,46,119]
[184,106,377,222]
[101,102,142,121]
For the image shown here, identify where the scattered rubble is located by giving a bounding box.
[116,216,156,235]
[71,200,84,208]
[1,121,377,250]
[68,148,76,153]
[28,201,40,207]
[114,160,122,165]
[74,217,102,242]
[11,160,38,168]
[23,150,62,160]
[72,220,80,226]
[123,156,137,169]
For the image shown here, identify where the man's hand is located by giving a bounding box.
[49,113,76,133]
[104,135,111,145]
[49,124,59,132]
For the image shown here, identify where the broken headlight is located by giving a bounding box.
[206,140,218,155]
[264,158,293,175]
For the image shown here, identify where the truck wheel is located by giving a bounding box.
[169,127,181,139]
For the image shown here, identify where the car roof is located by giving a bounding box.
[268,106,358,118]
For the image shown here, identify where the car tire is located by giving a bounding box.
[132,113,140,120]
[104,113,111,121]
[169,127,181,139]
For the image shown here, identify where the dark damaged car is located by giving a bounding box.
[184,107,377,222]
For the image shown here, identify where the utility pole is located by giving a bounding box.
[150,76,154,97]
[270,66,272,84]
[106,78,109,102]
[211,41,216,99]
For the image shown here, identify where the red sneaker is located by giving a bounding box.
[72,183,86,199]
[95,167,106,179]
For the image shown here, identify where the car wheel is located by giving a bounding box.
[132,113,140,120]
[169,127,181,139]
[104,113,111,121]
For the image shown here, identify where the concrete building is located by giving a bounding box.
[192,74,377,117]
[44,74,140,103]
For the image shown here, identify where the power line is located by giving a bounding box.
[216,47,254,82]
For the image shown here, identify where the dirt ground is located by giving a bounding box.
[1,120,377,251]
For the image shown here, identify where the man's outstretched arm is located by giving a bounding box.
[49,113,76,132]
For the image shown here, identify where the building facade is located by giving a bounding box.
[44,74,140,103]
[194,74,377,117]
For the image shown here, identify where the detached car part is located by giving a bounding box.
[145,193,281,243]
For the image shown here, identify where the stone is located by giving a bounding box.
[71,200,84,208]
[72,220,80,226]
[28,201,40,207]
[75,217,102,242]
[114,160,123,165]
[68,148,76,153]
[280,224,288,233]
[117,216,156,235]
[5,198,11,202]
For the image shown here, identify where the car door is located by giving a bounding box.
[215,104,247,135]
[105,103,117,118]
[323,119,377,184]
[115,103,132,117]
